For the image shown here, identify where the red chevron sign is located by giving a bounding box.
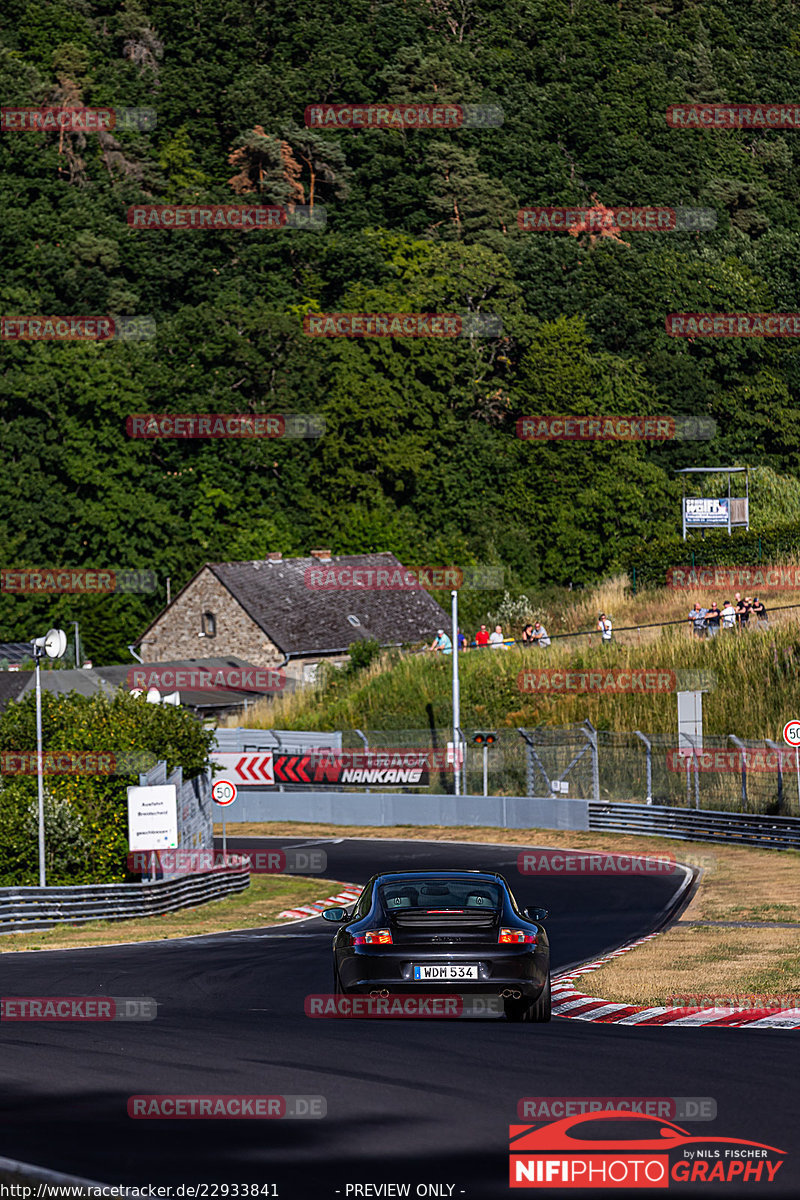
[273,754,313,784]
[211,752,274,786]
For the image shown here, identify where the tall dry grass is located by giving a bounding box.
[227,613,800,742]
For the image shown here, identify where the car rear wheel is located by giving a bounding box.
[529,973,552,1022]
[504,997,532,1022]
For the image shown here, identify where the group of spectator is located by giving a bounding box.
[429,624,511,653]
[428,594,771,655]
[688,593,768,638]
[428,613,613,653]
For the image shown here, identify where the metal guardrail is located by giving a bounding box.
[588,801,800,849]
[0,859,250,934]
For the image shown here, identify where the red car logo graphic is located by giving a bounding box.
[510,1111,785,1189]
[510,1111,785,1154]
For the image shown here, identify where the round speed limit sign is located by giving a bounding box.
[783,721,800,747]
[211,779,237,806]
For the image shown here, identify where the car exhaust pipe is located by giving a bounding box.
[500,988,522,999]
[369,989,390,997]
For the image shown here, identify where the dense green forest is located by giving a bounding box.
[3,0,800,662]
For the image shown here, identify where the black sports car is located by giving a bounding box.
[322,869,551,1021]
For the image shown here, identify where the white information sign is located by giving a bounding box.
[127,784,178,851]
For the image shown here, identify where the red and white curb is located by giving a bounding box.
[278,884,362,920]
[553,932,800,1029]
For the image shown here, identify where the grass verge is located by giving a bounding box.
[219,821,800,1006]
[0,874,345,953]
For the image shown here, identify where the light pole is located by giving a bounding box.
[30,628,68,887]
[451,589,460,797]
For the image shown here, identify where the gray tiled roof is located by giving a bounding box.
[95,656,282,709]
[0,657,279,716]
[209,553,449,655]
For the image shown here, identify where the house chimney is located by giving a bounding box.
[266,551,282,561]
[309,548,332,561]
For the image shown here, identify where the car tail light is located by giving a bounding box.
[499,927,537,944]
[353,929,393,945]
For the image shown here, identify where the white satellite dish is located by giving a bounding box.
[146,687,162,704]
[161,691,181,706]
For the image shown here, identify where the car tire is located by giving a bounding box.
[529,973,552,1023]
[504,997,531,1022]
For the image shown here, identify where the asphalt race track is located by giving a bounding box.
[1,836,798,1198]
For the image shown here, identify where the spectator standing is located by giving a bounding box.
[489,624,505,649]
[597,613,613,643]
[736,595,751,630]
[751,596,768,630]
[531,621,551,648]
[475,624,490,648]
[429,629,452,655]
[704,600,721,637]
[688,602,707,638]
[721,599,736,631]
[457,627,468,652]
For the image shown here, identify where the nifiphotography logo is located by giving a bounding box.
[509,1112,786,1188]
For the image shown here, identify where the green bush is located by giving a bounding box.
[0,690,215,885]
[347,639,382,673]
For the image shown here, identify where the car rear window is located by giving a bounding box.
[380,879,501,912]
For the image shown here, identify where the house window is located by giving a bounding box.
[347,615,361,627]
[202,611,216,637]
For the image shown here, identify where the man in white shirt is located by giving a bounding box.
[489,624,505,648]
[721,600,736,630]
[531,621,551,647]
[597,613,612,642]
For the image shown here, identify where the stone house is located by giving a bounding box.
[135,551,450,686]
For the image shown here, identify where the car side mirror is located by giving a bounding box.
[525,906,549,922]
[322,907,349,922]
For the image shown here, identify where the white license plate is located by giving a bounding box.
[413,964,479,980]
